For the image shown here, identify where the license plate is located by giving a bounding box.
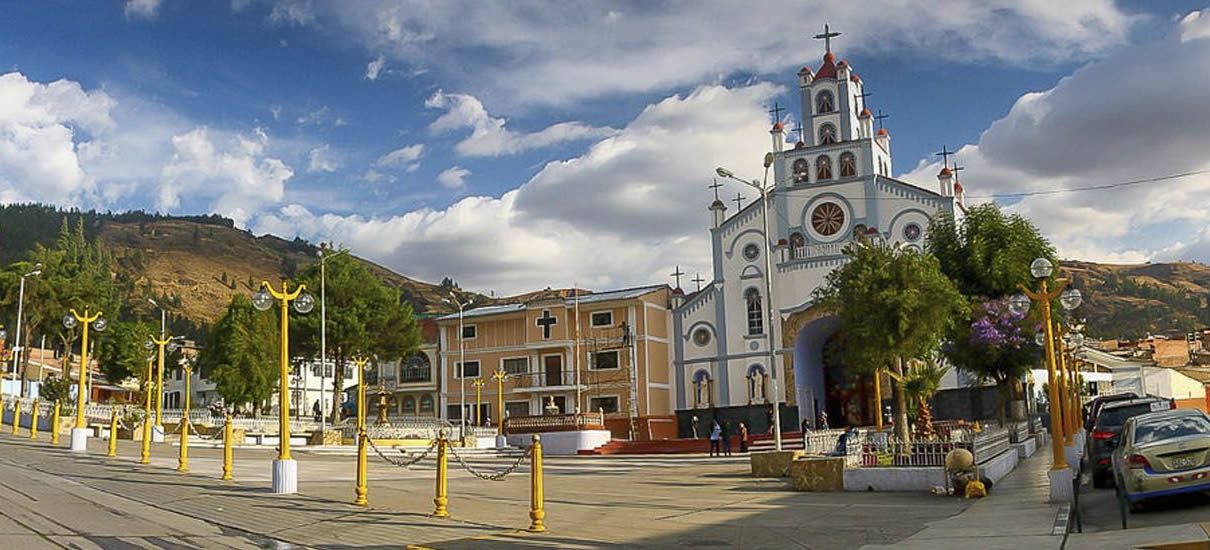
[1173,456,1198,468]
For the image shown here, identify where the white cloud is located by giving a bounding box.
[365,55,386,80]
[253,82,777,294]
[436,166,469,190]
[161,126,293,228]
[249,0,1141,106]
[307,144,339,172]
[124,0,163,19]
[1180,10,1210,43]
[900,11,1210,266]
[425,90,616,156]
[372,143,423,174]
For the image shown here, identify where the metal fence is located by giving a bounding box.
[858,426,1012,468]
[802,429,865,467]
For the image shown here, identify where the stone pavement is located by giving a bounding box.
[0,434,972,549]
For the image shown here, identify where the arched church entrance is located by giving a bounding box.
[785,307,879,429]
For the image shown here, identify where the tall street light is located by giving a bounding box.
[10,264,41,396]
[252,280,314,494]
[63,308,106,452]
[317,245,349,433]
[717,153,784,452]
[1010,257,1081,502]
[443,293,473,440]
[145,333,179,442]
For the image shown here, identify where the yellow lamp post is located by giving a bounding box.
[472,378,486,426]
[1052,323,1072,445]
[221,412,234,481]
[492,368,507,437]
[107,407,118,457]
[251,280,314,494]
[145,334,177,441]
[63,308,106,452]
[51,401,61,445]
[1012,258,1082,503]
[177,365,192,472]
[29,399,39,440]
[140,355,154,464]
[353,355,370,506]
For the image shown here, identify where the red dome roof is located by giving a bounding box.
[837,59,848,67]
[955,183,964,193]
[672,287,685,295]
[772,122,784,131]
[876,127,888,136]
[777,238,788,246]
[850,74,861,82]
[798,66,812,75]
[859,108,872,117]
[812,52,838,81]
[711,199,726,209]
[938,167,953,176]
[794,141,806,149]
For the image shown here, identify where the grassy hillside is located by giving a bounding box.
[1064,260,1210,340]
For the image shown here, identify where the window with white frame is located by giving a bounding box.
[745,288,763,335]
[505,401,530,418]
[591,350,620,370]
[457,360,481,378]
[461,324,477,340]
[589,396,620,414]
[502,357,529,375]
[590,311,613,327]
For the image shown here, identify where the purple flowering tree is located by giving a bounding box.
[942,296,1042,424]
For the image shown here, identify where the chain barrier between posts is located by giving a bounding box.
[447,442,532,481]
[364,430,439,467]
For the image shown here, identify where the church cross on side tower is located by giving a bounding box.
[669,25,966,433]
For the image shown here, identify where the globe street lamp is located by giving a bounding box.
[64,308,106,452]
[1013,257,1082,502]
[443,294,473,440]
[252,280,313,494]
[10,264,41,396]
[145,334,179,442]
[717,153,785,451]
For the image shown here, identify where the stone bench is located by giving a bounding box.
[750,450,805,477]
[791,456,846,491]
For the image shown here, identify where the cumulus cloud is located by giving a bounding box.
[425,91,616,156]
[307,144,339,172]
[161,126,293,228]
[253,82,778,294]
[365,55,386,80]
[373,144,423,172]
[900,11,1210,265]
[436,166,469,190]
[124,0,163,19]
[248,0,1141,106]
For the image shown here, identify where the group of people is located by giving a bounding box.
[707,419,748,456]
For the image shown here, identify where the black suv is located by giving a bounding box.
[1086,396,1173,488]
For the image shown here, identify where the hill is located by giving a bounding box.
[1064,260,1210,340]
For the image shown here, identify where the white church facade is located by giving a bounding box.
[670,41,966,434]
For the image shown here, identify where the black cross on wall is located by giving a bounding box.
[536,309,558,340]
[692,273,706,292]
[732,192,745,210]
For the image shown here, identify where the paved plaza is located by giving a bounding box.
[0,435,974,549]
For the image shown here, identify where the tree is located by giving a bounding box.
[290,252,423,423]
[198,295,278,413]
[926,204,1057,423]
[887,357,949,440]
[39,375,71,404]
[813,241,966,444]
[96,320,154,385]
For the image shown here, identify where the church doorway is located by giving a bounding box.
[790,313,878,429]
[822,335,877,428]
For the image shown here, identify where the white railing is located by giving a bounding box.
[341,417,456,440]
[802,429,866,468]
[792,242,847,260]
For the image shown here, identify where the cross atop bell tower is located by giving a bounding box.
[813,24,841,54]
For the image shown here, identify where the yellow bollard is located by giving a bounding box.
[177,366,192,473]
[433,432,449,518]
[107,407,118,457]
[30,400,39,440]
[12,400,19,436]
[528,434,545,532]
[221,413,233,480]
[51,402,61,445]
[354,355,369,506]
[141,358,153,464]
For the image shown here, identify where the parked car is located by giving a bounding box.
[1087,396,1173,488]
[1084,392,1139,431]
[1111,408,1210,512]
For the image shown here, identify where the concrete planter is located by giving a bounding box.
[750,450,805,477]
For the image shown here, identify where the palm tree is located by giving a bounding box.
[887,357,949,440]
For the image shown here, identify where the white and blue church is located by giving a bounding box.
[670,38,966,434]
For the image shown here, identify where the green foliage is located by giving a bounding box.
[96,320,155,384]
[887,357,949,409]
[291,251,423,421]
[39,375,71,404]
[198,295,278,411]
[926,204,1057,298]
[812,241,967,373]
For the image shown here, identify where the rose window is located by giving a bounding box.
[811,203,845,236]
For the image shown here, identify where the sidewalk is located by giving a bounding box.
[859,450,1067,550]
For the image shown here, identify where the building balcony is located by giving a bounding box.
[508,368,588,393]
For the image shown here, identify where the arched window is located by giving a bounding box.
[745,288,763,335]
[818,123,838,145]
[402,352,431,382]
[693,369,713,408]
[792,158,809,184]
[419,394,434,415]
[790,232,805,258]
[747,364,767,402]
[815,90,834,113]
[402,395,416,414]
[839,152,857,177]
[816,155,833,180]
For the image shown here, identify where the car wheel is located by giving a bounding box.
[1129,499,1144,513]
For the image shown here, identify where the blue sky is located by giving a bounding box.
[3,1,1210,295]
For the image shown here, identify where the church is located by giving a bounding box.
[670,31,966,435]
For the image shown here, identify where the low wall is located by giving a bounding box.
[980,448,1020,485]
[842,449,1020,492]
[507,430,611,455]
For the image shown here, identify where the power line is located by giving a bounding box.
[964,169,1210,199]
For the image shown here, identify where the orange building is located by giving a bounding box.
[437,285,676,440]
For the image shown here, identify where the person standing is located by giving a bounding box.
[721,420,732,457]
[738,422,749,453]
[709,419,722,456]
[819,409,829,430]
[691,415,700,438]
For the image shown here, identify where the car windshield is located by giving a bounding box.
[1096,403,1158,429]
[1134,416,1210,445]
